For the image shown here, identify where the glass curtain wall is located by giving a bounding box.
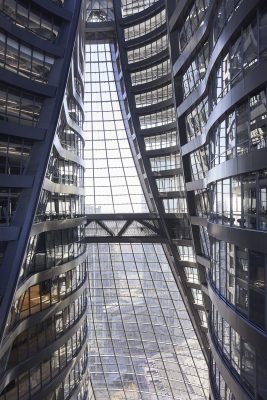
[84,43,148,214]
[84,38,209,400]
[87,242,209,400]
[86,0,114,22]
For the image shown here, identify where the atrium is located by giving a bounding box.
[0,0,266,399]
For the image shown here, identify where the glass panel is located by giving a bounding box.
[236,283,248,315]
[226,243,235,303]
[259,10,267,59]
[124,9,166,41]
[87,243,209,399]
[232,176,242,226]
[241,341,256,395]
[243,173,257,229]
[230,36,243,85]
[236,102,249,155]
[236,247,248,281]
[127,35,168,64]
[121,0,158,17]
[250,91,267,150]
[226,112,236,159]
[243,21,258,73]
[86,0,114,22]
[84,43,148,213]
[249,251,265,328]
[259,170,267,230]
[258,354,267,400]
[223,179,231,223]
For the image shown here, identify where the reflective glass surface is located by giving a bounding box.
[135,84,172,108]
[211,305,257,396]
[210,237,267,331]
[121,0,159,17]
[0,31,54,83]
[139,107,175,130]
[144,131,177,150]
[86,0,114,22]
[131,60,170,87]
[127,35,168,64]
[0,0,59,41]
[211,356,236,400]
[124,10,166,41]
[209,170,267,231]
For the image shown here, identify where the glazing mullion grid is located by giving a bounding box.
[84,45,93,211]
[87,243,114,399]
[92,242,154,398]
[107,44,134,213]
[110,242,150,398]
[97,45,114,213]
[85,43,139,213]
[131,242,179,398]
[112,42,148,213]
[151,244,208,398]
[99,242,129,399]
[133,242,180,399]
[123,1,157,19]
[90,242,171,398]
[136,242,205,398]
[113,242,165,399]
[85,241,209,396]
[158,243,207,397]
[85,44,110,212]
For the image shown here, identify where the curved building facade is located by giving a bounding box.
[0,0,266,399]
[167,0,267,399]
[114,0,209,358]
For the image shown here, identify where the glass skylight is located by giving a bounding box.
[84,33,208,400]
[86,0,114,22]
[88,243,209,399]
[84,43,148,213]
